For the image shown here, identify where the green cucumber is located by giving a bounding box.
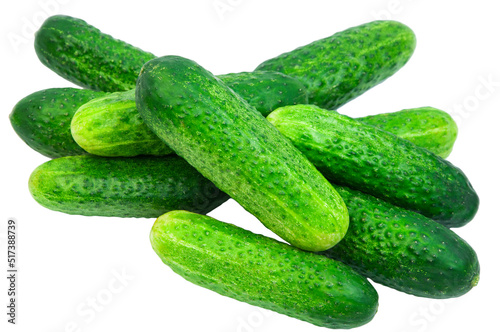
[255,20,416,110]
[150,210,379,329]
[9,88,107,158]
[136,55,349,252]
[71,89,174,157]
[267,105,479,227]
[358,107,458,158]
[28,155,229,217]
[321,185,480,298]
[34,15,156,92]
[71,71,307,157]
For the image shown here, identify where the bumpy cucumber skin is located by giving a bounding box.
[9,88,106,158]
[219,71,308,116]
[321,185,480,298]
[136,55,349,252]
[150,210,379,329]
[71,71,307,157]
[71,89,173,157]
[267,105,479,228]
[28,155,229,218]
[34,15,155,92]
[359,107,458,158]
[256,20,416,110]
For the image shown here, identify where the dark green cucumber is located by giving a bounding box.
[136,55,349,252]
[150,210,379,329]
[256,20,416,109]
[9,88,107,158]
[71,71,307,157]
[321,185,479,298]
[34,15,156,91]
[28,155,229,217]
[358,107,458,158]
[218,71,308,116]
[267,105,479,227]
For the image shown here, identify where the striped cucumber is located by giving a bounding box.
[9,88,106,158]
[358,107,458,158]
[321,185,480,298]
[267,104,479,227]
[256,20,417,109]
[150,210,379,329]
[136,55,349,252]
[28,155,229,217]
[34,15,156,91]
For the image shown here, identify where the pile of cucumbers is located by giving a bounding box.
[10,15,480,329]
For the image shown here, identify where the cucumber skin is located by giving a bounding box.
[136,55,349,252]
[34,15,155,92]
[71,71,307,157]
[267,105,479,228]
[150,210,379,329]
[359,107,458,158]
[321,185,480,298]
[9,88,107,158]
[28,155,229,218]
[255,20,416,110]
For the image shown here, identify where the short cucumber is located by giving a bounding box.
[267,105,479,227]
[321,185,480,298]
[136,55,349,252]
[150,210,379,329]
[71,71,307,157]
[34,15,156,91]
[28,155,229,217]
[358,107,458,158]
[256,20,416,110]
[9,88,107,158]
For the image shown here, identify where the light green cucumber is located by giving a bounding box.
[358,107,458,158]
[150,210,379,329]
[136,55,349,252]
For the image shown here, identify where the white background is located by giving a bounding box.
[1,0,499,331]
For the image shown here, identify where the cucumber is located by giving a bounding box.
[255,20,416,110]
[150,210,379,329]
[28,155,229,217]
[9,88,107,158]
[71,71,307,157]
[358,107,458,158]
[321,185,480,298]
[267,105,479,228]
[34,15,155,92]
[71,89,174,157]
[218,71,308,117]
[136,55,349,252]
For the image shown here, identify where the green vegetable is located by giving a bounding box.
[71,89,173,157]
[136,55,349,252]
[34,15,155,92]
[150,210,379,329]
[9,88,106,158]
[267,104,479,228]
[71,71,307,157]
[321,185,480,298]
[358,107,458,158]
[28,155,229,217]
[255,20,416,109]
